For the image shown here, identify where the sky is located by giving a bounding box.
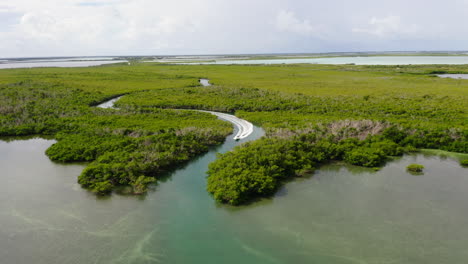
[1,0,468,57]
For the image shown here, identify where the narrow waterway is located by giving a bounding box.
[96,79,254,140]
[196,78,253,139]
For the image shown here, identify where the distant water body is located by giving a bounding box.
[0,57,127,69]
[438,74,468,79]
[194,56,468,65]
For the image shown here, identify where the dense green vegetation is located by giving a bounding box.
[207,135,393,205]
[208,126,418,204]
[0,65,231,194]
[1,62,466,200]
[407,164,425,173]
[461,159,468,167]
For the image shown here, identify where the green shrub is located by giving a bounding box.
[132,176,156,194]
[460,159,468,167]
[406,164,424,173]
[344,147,386,167]
[92,181,114,195]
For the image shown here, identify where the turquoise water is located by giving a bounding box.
[196,56,468,65]
[1,130,468,263]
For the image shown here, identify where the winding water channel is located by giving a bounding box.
[1,80,468,263]
[196,79,253,140]
[97,79,254,140]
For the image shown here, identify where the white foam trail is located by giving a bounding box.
[198,110,254,140]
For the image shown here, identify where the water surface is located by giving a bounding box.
[438,74,468,79]
[193,56,468,65]
[0,58,127,69]
[1,136,467,263]
[199,78,211,86]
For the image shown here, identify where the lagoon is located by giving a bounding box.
[0,58,126,69]
[1,133,468,263]
[438,74,468,79]
[195,56,468,65]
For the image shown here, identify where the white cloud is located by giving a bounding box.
[352,15,420,38]
[0,0,291,57]
[20,12,61,41]
[1,1,203,56]
[0,0,468,57]
[276,10,322,36]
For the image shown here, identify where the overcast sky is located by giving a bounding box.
[1,0,468,57]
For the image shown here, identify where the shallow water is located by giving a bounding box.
[96,96,124,109]
[1,134,467,263]
[199,78,211,86]
[438,74,468,79]
[194,56,468,65]
[0,59,127,69]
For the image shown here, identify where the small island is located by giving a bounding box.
[461,159,468,167]
[407,164,425,173]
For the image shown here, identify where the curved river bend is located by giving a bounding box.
[1,80,468,263]
[97,79,254,140]
[196,78,253,140]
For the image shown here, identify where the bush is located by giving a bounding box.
[460,159,468,167]
[406,164,424,173]
[132,176,156,194]
[206,138,336,205]
[369,140,404,156]
[92,181,114,195]
[344,147,386,167]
